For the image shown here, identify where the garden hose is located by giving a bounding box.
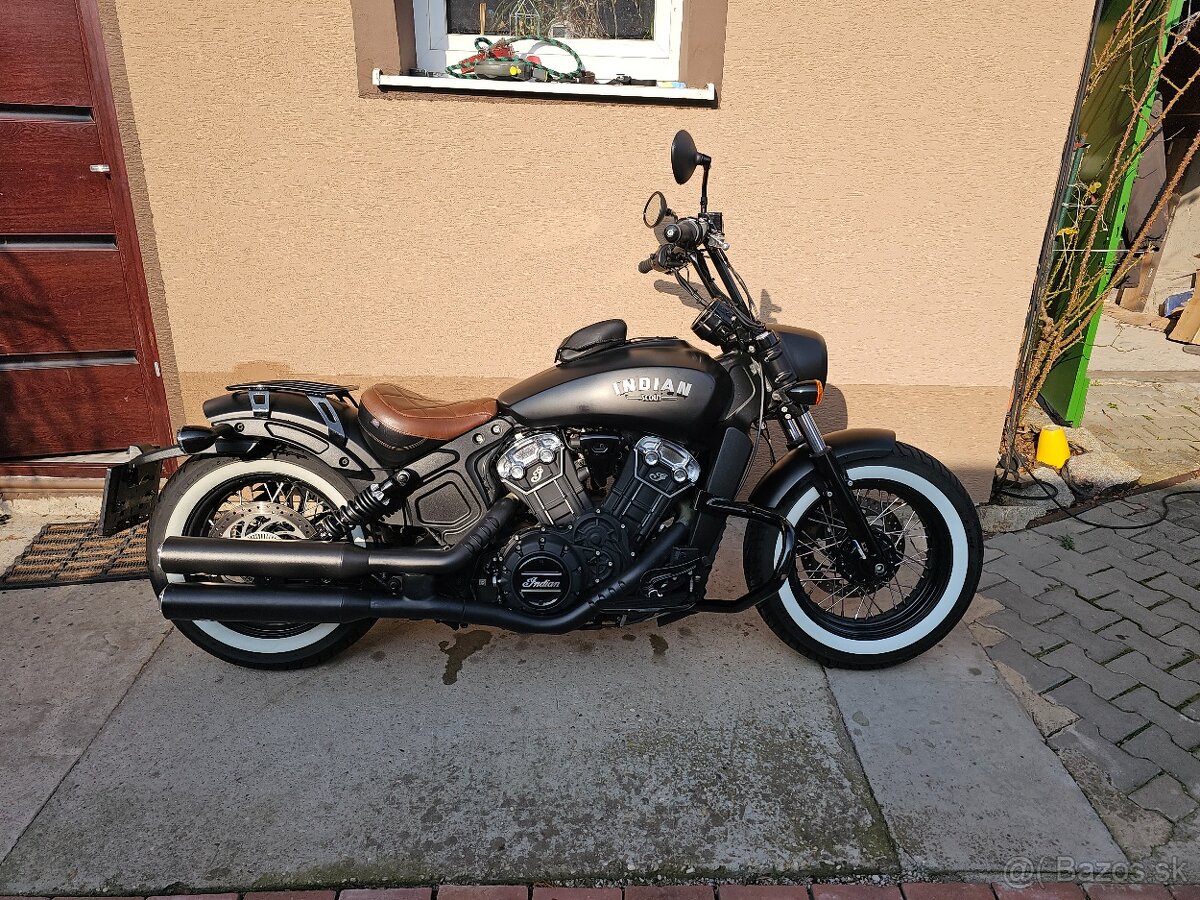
[447,35,586,82]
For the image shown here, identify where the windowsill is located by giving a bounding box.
[372,69,716,104]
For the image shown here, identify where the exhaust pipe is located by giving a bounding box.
[159,497,520,580]
[160,521,688,634]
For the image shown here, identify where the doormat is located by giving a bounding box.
[0,521,148,588]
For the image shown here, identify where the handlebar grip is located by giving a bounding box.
[663,217,703,248]
[638,257,654,275]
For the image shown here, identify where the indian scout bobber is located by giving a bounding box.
[101,131,983,670]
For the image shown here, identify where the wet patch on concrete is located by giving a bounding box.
[648,634,669,656]
[437,630,493,684]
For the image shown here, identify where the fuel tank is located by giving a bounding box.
[498,338,732,442]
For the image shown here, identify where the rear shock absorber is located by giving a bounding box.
[317,470,417,540]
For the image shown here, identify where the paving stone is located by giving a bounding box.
[1048,721,1161,793]
[1045,614,1127,664]
[1113,687,1200,750]
[980,609,1065,655]
[1131,519,1200,551]
[1047,679,1147,741]
[987,555,1057,597]
[1185,698,1200,720]
[1157,598,1200,631]
[246,893,337,900]
[1092,593,1178,637]
[1137,549,1200,584]
[811,888,901,900]
[978,569,1007,591]
[718,888,810,900]
[440,888,528,900]
[1041,562,1137,601]
[1106,652,1200,706]
[1041,586,1123,631]
[342,891,433,900]
[1147,573,1200,607]
[150,895,239,900]
[1071,528,1156,558]
[1086,886,1173,900]
[1033,517,1097,539]
[982,580,1062,625]
[987,639,1073,693]
[626,889,714,900]
[901,886,995,900]
[1171,886,1200,899]
[989,530,1067,561]
[1098,621,1192,669]
[1129,773,1200,822]
[1042,645,1137,699]
[1171,659,1200,686]
[1123,725,1200,796]
[1081,546,1166,582]
[992,884,1085,899]
[984,545,1007,563]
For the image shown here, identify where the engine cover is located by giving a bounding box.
[498,528,586,615]
[603,435,700,545]
[496,431,588,526]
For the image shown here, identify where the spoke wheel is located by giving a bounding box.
[791,481,949,641]
[183,474,342,639]
[148,454,377,669]
[743,443,983,669]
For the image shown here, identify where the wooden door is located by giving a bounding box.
[0,0,171,465]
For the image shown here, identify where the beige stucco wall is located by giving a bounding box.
[101,0,1094,499]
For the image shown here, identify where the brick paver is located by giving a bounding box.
[439,889,528,900]
[992,884,1086,899]
[900,885,996,899]
[625,888,714,900]
[718,887,810,900]
[1085,886,1173,899]
[533,890,621,900]
[342,892,432,900]
[976,480,1200,831]
[810,887,902,900]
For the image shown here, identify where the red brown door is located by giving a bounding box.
[0,0,171,466]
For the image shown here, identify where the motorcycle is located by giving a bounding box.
[101,130,983,670]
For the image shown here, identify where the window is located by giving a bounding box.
[413,0,684,82]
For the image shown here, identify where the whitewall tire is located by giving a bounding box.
[744,443,983,669]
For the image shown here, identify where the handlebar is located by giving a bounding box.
[662,216,705,249]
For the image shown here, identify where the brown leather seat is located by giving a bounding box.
[359,383,497,446]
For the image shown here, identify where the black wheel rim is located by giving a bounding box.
[789,477,952,641]
[181,473,344,638]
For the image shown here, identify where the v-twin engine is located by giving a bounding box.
[491,431,701,615]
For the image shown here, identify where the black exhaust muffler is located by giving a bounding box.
[159,521,688,634]
[159,497,520,580]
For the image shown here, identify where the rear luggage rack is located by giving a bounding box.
[226,380,358,406]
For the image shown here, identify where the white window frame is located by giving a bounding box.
[413,0,683,82]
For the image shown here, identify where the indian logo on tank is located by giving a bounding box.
[611,375,693,402]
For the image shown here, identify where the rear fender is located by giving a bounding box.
[201,390,383,477]
[748,427,897,510]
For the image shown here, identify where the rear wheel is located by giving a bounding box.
[148,454,376,669]
[745,443,982,669]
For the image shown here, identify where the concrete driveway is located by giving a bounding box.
[0,550,1121,895]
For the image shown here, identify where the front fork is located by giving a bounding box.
[778,405,891,581]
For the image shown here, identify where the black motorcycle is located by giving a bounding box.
[101,131,982,670]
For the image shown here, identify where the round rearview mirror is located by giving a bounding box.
[671,130,700,185]
[643,191,669,228]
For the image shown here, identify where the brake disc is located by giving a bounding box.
[210,501,318,541]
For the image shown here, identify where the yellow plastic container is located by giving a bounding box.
[1036,425,1071,470]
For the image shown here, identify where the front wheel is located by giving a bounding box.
[745,443,982,669]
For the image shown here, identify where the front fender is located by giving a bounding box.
[748,427,896,510]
